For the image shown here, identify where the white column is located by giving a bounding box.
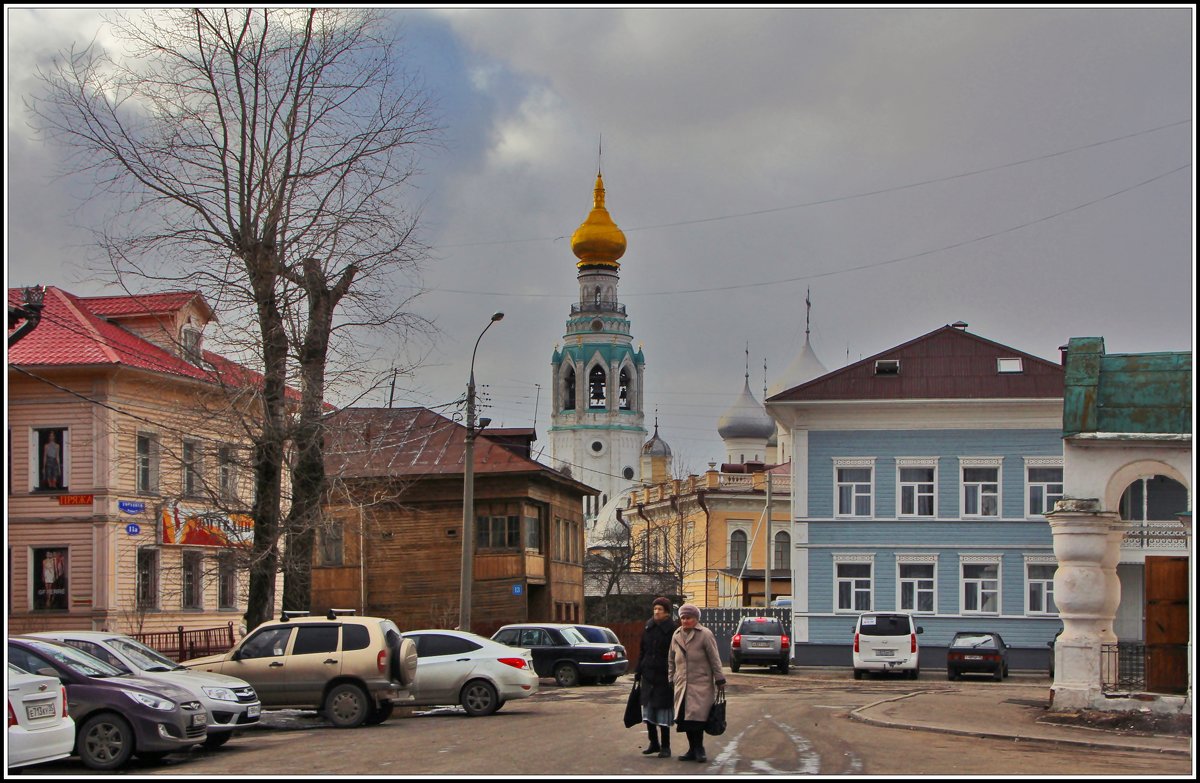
[1047,498,1125,710]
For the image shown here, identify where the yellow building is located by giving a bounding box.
[7,287,281,636]
[619,464,792,607]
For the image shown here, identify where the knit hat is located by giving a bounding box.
[652,596,672,612]
[678,603,700,620]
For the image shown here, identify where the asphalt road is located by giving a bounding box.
[13,671,1192,777]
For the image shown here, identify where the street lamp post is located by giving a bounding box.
[460,312,504,632]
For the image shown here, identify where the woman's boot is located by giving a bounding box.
[642,722,660,755]
[678,730,699,761]
[657,725,671,758]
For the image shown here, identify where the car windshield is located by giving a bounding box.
[951,633,997,649]
[859,615,911,636]
[560,627,588,645]
[739,619,782,635]
[109,637,181,671]
[23,639,124,677]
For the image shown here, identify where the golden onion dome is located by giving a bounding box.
[570,172,626,268]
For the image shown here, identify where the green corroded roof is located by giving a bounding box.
[1063,337,1192,437]
[552,342,644,367]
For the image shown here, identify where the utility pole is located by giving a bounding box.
[765,471,773,607]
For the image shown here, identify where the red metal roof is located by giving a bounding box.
[80,291,214,321]
[8,287,295,402]
[767,325,1064,402]
[324,407,596,491]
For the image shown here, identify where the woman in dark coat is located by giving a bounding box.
[634,596,677,758]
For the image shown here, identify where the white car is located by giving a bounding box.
[852,612,923,680]
[7,663,76,770]
[29,631,260,748]
[403,630,538,716]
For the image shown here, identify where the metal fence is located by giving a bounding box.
[130,622,236,662]
[1100,642,1146,693]
[699,607,792,664]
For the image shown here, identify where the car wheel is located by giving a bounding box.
[1003,664,1010,679]
[778,661,789,675]
[853,669,863,680]
[365,701,394,725]
[947,669,958,681]
[909,668,920,680]
[599,675,618,685]
[78,713,135,771]
[325,683,370,728]
[553,662,580,688]
[461,679,500,717]
[730,659,741,673]
[203,731,234,749]
[993,667,1003,682]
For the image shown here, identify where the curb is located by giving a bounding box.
[848,691,1192,757]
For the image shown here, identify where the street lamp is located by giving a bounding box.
[460,312,504,632]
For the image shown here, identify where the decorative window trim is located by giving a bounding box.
[832,552,875,563]
[896,552,939,564]
[959,553,1003,565]
[1023,554,1057,565]
[833,457,876,469]
[896,458,937,518]
[1023,456,1063,468]
[959,456,1003,468]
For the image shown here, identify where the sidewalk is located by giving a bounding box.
[850,682,1193,756]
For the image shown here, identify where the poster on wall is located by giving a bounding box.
[33,547,68,610]
[160,502,254,547]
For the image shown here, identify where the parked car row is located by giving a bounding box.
[7,613,630,772]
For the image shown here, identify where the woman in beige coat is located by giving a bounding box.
[668,603,726,763]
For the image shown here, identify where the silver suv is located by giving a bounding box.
[182,610,417,728]
[730,616,790,673]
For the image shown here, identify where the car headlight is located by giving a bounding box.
[201,686,239,702]
[124,689,176,711]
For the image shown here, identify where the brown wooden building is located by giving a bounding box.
[315,408,597,635]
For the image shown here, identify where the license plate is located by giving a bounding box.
[26,703,56,720]
[247,704,261,718]
[192,713,207,727]
[876,649,894,657]
[964,655,983,661]
[751,641,771,648]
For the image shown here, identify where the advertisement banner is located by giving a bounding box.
[161,502,254,547]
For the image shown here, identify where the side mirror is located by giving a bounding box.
[230,648,243,662]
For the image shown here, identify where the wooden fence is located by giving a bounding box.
[131,622,237,662]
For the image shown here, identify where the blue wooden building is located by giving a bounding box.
[767,323,1066,670]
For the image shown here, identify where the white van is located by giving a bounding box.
[852,612,922,679]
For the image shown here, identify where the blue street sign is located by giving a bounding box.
[125,523,142,536]
[118,500,146,515]
[512,584,523,596]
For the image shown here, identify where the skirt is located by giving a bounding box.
[642,704,673,727]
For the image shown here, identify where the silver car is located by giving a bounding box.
[30,631,260,748]
[403,630,538,716]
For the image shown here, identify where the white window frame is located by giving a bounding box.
[896,553,938,614]
[182,438,204,498]
[728,526,749,570]
[136,432,160,495]
[182,550,204,610]
[960,457,1002,518]
[833,554,873,612]
[834,458,874,518]
[960,554,1002,614]
[1024,457,1064,517]
[1024,555,1058,615]
[137,546,160,610]
[897,458,937,518]
[30,426,70,493]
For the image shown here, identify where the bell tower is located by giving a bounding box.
[549,170,647,519]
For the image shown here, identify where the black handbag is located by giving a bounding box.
[705,689,727,736]
[624,681,642,728]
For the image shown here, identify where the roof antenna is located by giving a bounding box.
[805,287,812,340]
[744,342,750,384]
[598,135,603,175]
[763,357,768,400]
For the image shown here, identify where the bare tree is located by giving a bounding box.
[28,8,439,629]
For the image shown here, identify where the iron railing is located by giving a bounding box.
[130,622,236,662]
[1100,642,1145,693]
[571,301,626,316]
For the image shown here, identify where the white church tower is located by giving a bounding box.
[550,170,647,519]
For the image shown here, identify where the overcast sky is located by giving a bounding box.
[6,7,1195,472]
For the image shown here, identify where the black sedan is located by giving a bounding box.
[946,631,1010,681]
[491,623,628,687]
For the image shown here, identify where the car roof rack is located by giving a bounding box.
[326,608,357,619]
[280,609,311,622]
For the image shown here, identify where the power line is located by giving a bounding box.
[434,119,1190,251]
